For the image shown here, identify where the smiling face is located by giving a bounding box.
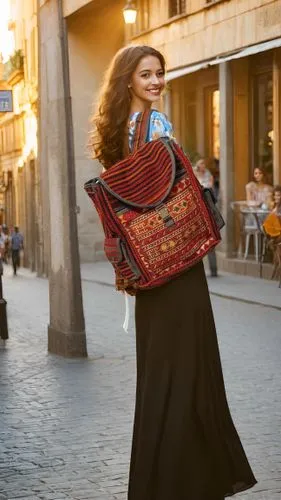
[129,55,165,111]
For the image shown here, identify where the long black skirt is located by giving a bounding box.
[128,261,257,500]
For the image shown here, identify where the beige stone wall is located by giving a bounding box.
[2,0,43,272]
[63,0,96,18]
[67,0,124,261]
[129,0,281,71]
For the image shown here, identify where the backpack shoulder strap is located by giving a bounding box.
[132,109,152,152]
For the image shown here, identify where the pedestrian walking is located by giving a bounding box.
[10,226,23,275]
[194,158,219,277]
[89,45,257,499]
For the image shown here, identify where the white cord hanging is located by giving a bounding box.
[123,292,130,333]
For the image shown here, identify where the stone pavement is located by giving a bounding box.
[81,260,281,310]
[206,268,281,310]
[0,262,281,500]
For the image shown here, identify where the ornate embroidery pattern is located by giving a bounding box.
[85,139,220,294]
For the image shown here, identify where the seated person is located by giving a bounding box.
[271,185,281,215]
[246,167,273,209]
[263,186,281,281]
[194,158,214,190]
[263,185,281,238]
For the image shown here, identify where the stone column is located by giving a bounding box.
[37,5,49,278]
[273,48,281,185]
[219,61,234,257]
[38,0,87,356]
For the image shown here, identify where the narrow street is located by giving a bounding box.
[1,0,281,498]
[0,264,281,500]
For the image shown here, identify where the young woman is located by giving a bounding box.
[89,45,257,500]
[272,185,281,215]
[194,158,214,190]
[263,186,281,283]
[263,185,281,238]
[246,166,273,208]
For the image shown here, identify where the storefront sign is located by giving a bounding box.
[0,90,13,112]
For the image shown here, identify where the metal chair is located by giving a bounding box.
[240,209,261,261]
[231,202,280,286]
[231,201,261,261]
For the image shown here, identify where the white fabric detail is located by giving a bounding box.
[123,293,130,333]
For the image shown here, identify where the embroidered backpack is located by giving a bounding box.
[84,110,224,295]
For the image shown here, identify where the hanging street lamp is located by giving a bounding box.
[123,1,138,24]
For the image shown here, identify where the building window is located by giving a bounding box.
[253,72,273,184]
[169,0,185,18]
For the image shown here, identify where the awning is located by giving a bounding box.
[166,37,281,82]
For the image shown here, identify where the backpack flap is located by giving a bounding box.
[97,138,176,209]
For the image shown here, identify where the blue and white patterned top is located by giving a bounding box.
[128,110,175,152]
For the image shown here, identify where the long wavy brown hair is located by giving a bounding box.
[89,45,166,170]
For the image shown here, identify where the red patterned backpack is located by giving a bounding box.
[85,110,224,294]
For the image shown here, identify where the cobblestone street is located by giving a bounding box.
[0,263,281,500]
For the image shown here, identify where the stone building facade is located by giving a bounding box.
[65,0,125,262]
[125,0,281,276]
[36,0,125,272]
[4,0,281,279]
[59,0,281,277]
[0,0,45,275]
